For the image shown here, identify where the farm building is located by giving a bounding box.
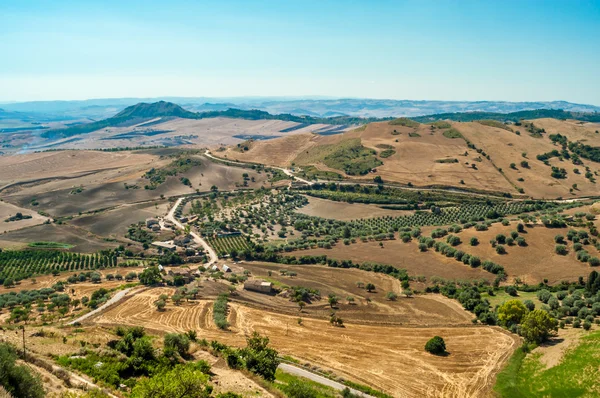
[146,218,159,228]
[244,279,273,294]
[151,241,176,251]
[167,269,193,284]
[222,264,231,273]
[216,231,242,238]
[173,235,192,246]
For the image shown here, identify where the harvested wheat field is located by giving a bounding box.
[296,195,412,221]
[91,287,518,397]
[287,239,495,283]
[237,262,472,326]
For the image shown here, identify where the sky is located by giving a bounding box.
[1,0,599,104]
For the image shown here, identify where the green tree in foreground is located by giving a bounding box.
[0,343,45,398]
[240,332,280,381]
[139,266,163,286]
[497,299,527,327]
[424,336,446,355]
[520,310,558,344]
[131,363,211,398]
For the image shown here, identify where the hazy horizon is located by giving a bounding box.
[1,0,599,104]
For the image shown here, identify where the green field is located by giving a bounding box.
[207,235,251,256]
[28,241,74,249]
[0,250,119,283]
[494,331,600,397]
[273,369,338,398]
[481,290,544,309]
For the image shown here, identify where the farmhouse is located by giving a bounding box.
[244,279,273,294]
[151,241,176,251]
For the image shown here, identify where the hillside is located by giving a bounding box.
[222,117,600,198]
[41,101,384,140]
[413,109,600,123]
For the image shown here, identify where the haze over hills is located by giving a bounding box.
[2,97,600,121]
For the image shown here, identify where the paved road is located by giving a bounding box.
[278,363,375,397]
[204,150,313,185]
[166,197,218,267]
[67,287,134,325]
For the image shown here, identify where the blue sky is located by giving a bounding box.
[1,0,599,104]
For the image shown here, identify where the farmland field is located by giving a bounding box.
[92,287,519,397]
[296,195,413,220]
[207,235,251,255]
[0,249,120,283]
[287,239,496,283]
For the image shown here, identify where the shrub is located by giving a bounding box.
[555,245,568,255]
[523,300,535,311]
[505,286,518,296]
[284,380,318,398]
[470,237,479,246]
[424,336,446,355]
[213,294,230,330]
[496,245,506,254]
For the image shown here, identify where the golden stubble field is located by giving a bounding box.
[90,286,518,398]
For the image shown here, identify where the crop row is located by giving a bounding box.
[207,236,250,255]
[0,250,119,284]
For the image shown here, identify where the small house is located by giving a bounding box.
[244,279,273,294]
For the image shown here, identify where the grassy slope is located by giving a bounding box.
[494,330,600,397]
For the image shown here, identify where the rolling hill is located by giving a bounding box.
[41,101,386,140]
[221,117,600,199]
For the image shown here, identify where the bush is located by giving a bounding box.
[284,380,318,398]
[213,294,230,330]
[470,237,479,246]
[496,245,506,254]
[164,333,190,357]
[424,336,446,355]
[555,245,568,255]
[469,256,481,268]
[505,286,518,296]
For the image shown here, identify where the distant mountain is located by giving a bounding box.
[113,101,197,119]
[5,97,600,120]
[42,101,388,139]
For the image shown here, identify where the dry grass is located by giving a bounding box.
[223,118,600,198]
[296,195,413,221]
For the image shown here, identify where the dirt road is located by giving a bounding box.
[204,150,313,185]
[166,197,218,267]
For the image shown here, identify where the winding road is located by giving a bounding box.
[204,150,313,185]
[165,196,218,267]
